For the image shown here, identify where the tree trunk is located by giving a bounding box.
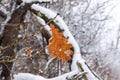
[0,3,31,80]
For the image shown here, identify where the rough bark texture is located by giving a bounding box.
[0,3,31,80]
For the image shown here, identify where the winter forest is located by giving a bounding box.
[0,0,120,80]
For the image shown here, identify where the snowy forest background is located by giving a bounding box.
[0,0,120,80]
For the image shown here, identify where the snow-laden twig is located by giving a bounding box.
[31,4,99,80]
[44,57,56,70]
[31,12,51,34]
[11,48,26,80]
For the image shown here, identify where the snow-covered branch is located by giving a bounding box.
[22,0,51,3]
[14,70,86,80]
[31,4,99,80]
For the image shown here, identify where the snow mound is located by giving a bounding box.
[14,73,47,80]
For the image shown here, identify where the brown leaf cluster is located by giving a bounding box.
[25,47,32,57]
[48,24,73,61]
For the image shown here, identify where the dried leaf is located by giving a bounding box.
[25,47,32,57]
[48,24,73,62]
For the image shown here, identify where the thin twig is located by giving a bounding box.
[0,59,17,63]
[44,57,56,70]
[85,62,103,80]
[3,62,11,73]
[77,62,88,80]
[0,21,31,26]
[46,13,59,25]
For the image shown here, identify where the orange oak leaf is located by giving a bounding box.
[48,24,73,62]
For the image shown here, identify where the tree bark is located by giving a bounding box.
[0,3,31,80]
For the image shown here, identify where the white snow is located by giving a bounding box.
[52,0,58,2]
[14,70,79,80]
[22,0,51,3]
[31,4,98,80]
[32,13,51,32]
[97,1,120,79]
[14,73,48,80]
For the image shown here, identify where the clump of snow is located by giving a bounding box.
[22,0,51,3]
[14,73,47,80]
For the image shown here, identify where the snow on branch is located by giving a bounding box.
[22,0,51,3]
[14,70,87,80]
[31,4,99,80]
